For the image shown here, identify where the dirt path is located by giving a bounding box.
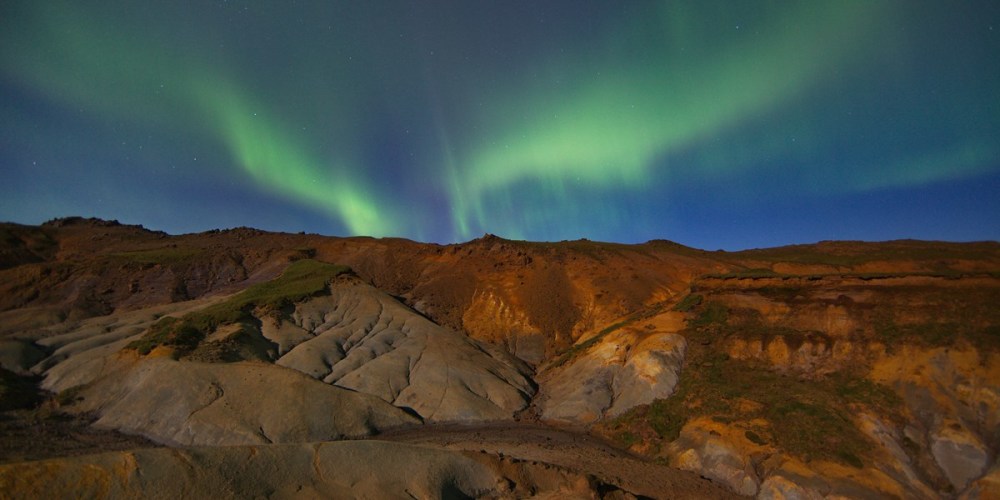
[1,407,743,498]
[0,410,159,464]
[375,422,745,499]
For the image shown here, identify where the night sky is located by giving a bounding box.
[2,1,998,249]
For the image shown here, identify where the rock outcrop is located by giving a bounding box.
[535,312,687,424]
[267,277,536,422]
[872,346,1000,492]
[667,418,763,497]
[668,417,942,499]
[645,274,1000,498]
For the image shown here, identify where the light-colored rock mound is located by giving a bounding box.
[0,441,516,499]
[266,277,536,421]
[932,423,991,492]
[535,314,687,424]
[26,297,228,392]
[23,275,535,445]
[70,357,418,446]
[668,418,762,497]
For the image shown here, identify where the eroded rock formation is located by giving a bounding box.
[1,220,998,498]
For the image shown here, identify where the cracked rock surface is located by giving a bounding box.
[72,357,419,446]
[268,278,536,422]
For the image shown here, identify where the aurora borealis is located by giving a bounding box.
[2,2,998,249]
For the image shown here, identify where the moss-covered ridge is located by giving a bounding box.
[127,259,350,356]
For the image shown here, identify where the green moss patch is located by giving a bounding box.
[127,259,350,356]
[690,301,728,329]
[109,247,205,265]
[672,294,703,312]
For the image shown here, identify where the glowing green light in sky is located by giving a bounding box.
[1,1,997,245]
[448,2,885,239]
[0,2,396,237]
[192,79,393,236]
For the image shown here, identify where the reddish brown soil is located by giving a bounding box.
[8,217,994,359]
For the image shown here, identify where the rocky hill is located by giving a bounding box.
[0,217,997,498]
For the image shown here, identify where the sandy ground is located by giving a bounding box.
[375,421,746,499]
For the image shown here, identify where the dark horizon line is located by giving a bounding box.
[4,214,999,254]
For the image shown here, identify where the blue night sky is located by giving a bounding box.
[1,1,998,249]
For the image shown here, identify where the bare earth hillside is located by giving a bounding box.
[1,217,998,498]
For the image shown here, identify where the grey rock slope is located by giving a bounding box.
[35,299,227,392]
[265,277,536,421]
[22,297,421,447]
[73,357,419,446]
[23,275,537,447]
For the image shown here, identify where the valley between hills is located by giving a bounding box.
[1,217,998,498]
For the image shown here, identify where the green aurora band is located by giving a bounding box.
[1,1,997,243]
[1,2,396,237]
[448,2,997,240]
[451,3,884,236]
